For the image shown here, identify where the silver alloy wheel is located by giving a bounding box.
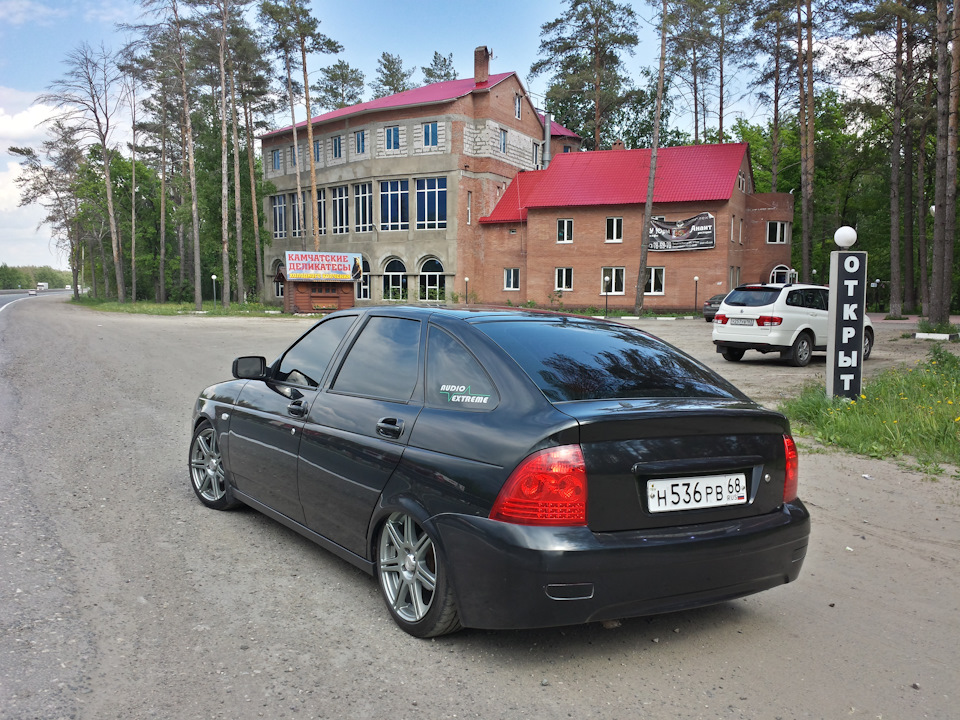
[190,426,226,502]
[378,512,437,624]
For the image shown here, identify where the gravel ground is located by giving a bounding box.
[1,296,957,720]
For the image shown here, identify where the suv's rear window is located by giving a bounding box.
[723,288,781,307]
[476,320,741,402]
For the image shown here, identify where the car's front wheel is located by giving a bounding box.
[787,332,813,367]
[376,512,461,637]
[721,347,745,362]
[189,421,239,510]
[863,328,874,360]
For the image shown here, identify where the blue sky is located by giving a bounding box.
[0,0,662,270]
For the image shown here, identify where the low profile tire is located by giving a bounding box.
[787,333,813,367]
[863,328,874,360]
[189,421,239,510]
[721,347,745,362]
[376,511,461,638]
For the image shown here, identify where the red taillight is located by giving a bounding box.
[757,315,783,326]
[490,445,588,526]
[713,313,728,324]
[783,434,799,502]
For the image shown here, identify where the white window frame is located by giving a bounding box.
[355,258,370,299]
[380,180,409,231]
[354,182,373,232]
[313,139,321,163]
[557,219,573,244]
[416,177,447,230]
[504,268,520,291]
[355,130,366,155]
[386,125,400,151]
[601,267,626,295]
[383,259,407,301]
[289,191,305,238]
[767,221,791,244]
[555,267,573,292]
[499,128,507,153]
[331,185,349,234]
[423,121,438,147]
[332,135,343,159]
[514,95,522,119]
[644,266,665,295]
[316,188,326,235]
[467,191,472,225]
[418,259,445,301]
[271,194,286,239]
[271,148,281,171]
[606,217,623,243]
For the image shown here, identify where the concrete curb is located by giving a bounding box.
[913,332,960,341]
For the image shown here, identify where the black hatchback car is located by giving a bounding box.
[189,306,809,637]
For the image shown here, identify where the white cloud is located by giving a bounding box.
[0,0,64,26]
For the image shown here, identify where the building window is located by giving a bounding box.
[419,258,445,301]
[739,217,743,244]
[499,128,507,153]
[332,135,342,159]
[557,219,573,243]
[274,275,285,298]
[416,177,447,229]
[737,171,748,192]
[290,145,298,170]
[271,148,281,171]
[504,268,519,290]
[644,267,665,295]
[467,191,472,225]
[606,217,623,243]
[770,264,791,283]
[514,94,522,119]
[767,221,791,244]
[331,185,349,234]
[355,130,366,155]
[271,194,286,239]
[354,182,373,232]
[601,267,626,295]
[423,121,438,147]
[313,139,321,163]
[555,267,573,291]
[380,180,409,231]
[289,191,305,237]
[354,257,370,299]
[386,125,400,150]
[532,141,540,167]
[563,145,571,153]
[316,188,326,235]
[383,259,407,300]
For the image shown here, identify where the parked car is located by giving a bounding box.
[189,306,809,637]
[27,289,37,296]
[702,293,727,322]
[712,283,873,366]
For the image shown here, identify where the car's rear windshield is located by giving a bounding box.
[475,319,742,402]
[723,288,781,307]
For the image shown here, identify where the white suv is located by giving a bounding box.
[712,283,873,367]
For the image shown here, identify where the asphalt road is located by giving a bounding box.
[1,296,957,719]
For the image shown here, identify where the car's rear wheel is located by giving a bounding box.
[189,421,239,510]
[787,333,813,367]
[376,511,461,637]
[721,347,745,361]
[863,328,874,360]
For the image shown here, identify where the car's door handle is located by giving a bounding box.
[287,399,308,417]
[376,417,404,439]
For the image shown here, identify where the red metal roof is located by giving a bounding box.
[510,143,749,210]
[262,73,516,138]
[537,112,581,139]
[479,170,548,224]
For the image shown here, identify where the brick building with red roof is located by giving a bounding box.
[478,143,794,312]
[260,46,581,311]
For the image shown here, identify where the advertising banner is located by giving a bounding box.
[648,212,716,251]
[285,251,363,282]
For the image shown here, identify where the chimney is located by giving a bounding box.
[474,46,491,85]
[542,112,552,168]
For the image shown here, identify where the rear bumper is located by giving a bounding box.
[432,500,810,630]
[714,339,790,353]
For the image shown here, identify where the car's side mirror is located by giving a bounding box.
[232,356,267,380]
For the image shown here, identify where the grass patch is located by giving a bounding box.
[780,344,960,466]
[71,296,289,317]
[917,318,959,335]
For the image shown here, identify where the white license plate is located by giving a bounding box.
[646,474,748,513]
[729,318,753,326]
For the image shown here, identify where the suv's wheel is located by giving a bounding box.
[863,328,874,360]
[721,347,745,361]
[189,421,240,510]
[787,332,813,367]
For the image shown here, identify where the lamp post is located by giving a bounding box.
[604,275,610,317]
[464,277,469,305]
[693,275,699,314]
[211,274,217,306]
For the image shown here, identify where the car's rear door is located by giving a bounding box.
[297,313,425,556]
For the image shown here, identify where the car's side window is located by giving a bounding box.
[276,315,356,388]
[817,289,830,310]
[786,290,802,307]
[332,316,421,401]
[425,326,498,411]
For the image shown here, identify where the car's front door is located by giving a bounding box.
[297,314,424,557]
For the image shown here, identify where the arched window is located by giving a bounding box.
[419,258,445,301]
[383,259,407,301]
[355,257,370,300]
[770,264,791,284]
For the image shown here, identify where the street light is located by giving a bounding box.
[211,274,217,306]
[464,277,469,305]
[693,275,699,314]
[603,275,610,317]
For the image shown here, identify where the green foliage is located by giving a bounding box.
[313,59,365,110]
[918,319,959,335]
[422,52,457,84]
[780,345,960,467]
[370,52,415,99]
[0,265,71,289]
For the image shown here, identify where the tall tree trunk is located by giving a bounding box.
[902,22,916,314]
[103,149,127,302]
[931,0,951,324]
[159,96,168,303]
[943,0,959,319]
[284,53,306,251]
[129,82,137,303]
[300,35,321,250]
[229,52,245,303]
[218,0,231,308]
[918,67,933,315]
[888,14,904,318]
[243,97,264,298]
[796,0,814,283]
